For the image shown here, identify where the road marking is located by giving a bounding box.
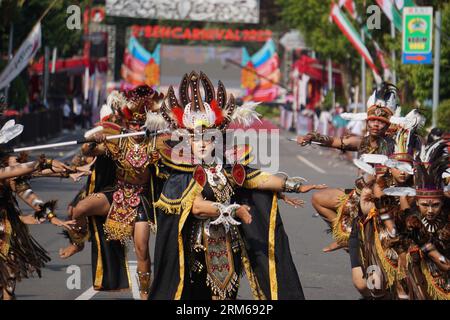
[73,260,139,300]
[296,155,327,174]
[75,286,98,300]
[128,260,140,300]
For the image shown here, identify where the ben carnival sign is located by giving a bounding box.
[131,25,272,42]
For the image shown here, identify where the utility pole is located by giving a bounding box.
[361,29,366,107]
[391,21,396,85]
[5,23,14,104]
[328,57,335,111]
[432,11,441,128]
[43,46,50,107]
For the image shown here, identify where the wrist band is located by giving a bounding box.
[23,189,34,199]
[386,227,397,238]
[282,176,306,193]
[32,199,44,207]
[420,243,436,254]
[46,212,57,221]
[380,213,392,221]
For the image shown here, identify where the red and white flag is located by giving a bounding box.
[0,22,41,89]
[339,0,357,19]
[330,3,381,83]
[373,41,393,81]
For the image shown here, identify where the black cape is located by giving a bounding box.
[72,156,130,291]
[149,165,304,300]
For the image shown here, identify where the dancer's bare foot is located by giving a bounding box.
[59,243,84,259]
[322,241,347,253]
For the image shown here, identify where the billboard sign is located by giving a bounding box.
[106,0,260,24]
[402,7,433,64]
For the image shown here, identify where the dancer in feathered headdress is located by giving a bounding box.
[383,137,449,299]
[58,85,165,300]
[292,83,402,298]
[346,109,425,299]
[149,71,327,300]
[59,96,132,293]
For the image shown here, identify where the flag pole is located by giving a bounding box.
[38,0,61,23]
[432,11,441,128]
[361,28,366,107]
[390,21,396,85]
[4,23,14,104]
[13,0,60,43]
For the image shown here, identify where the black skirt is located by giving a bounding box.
[0,195,50,287]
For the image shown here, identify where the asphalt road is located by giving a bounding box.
[14,128,361,300]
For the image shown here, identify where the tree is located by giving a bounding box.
[0,0,90,109]
[276,0,449,128]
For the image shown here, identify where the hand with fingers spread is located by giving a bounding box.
[278,193,305,208]
[50,218,77,231]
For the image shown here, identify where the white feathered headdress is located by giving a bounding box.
[100,103,113,121]
[107,90,127,112]
[341,82,399,122]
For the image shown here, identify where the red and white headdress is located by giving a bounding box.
[145,71,260,133]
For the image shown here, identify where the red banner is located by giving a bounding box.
[131,25,272,42]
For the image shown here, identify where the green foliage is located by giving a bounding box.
[8,75,28,110]
[256,104,280,120]
[0,1,88,58]
[322,91,333,111]
[0,0,90,109]
[437,99,450,131]
[276,0,450,125]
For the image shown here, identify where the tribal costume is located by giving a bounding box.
[149,71,305,300]
[0,172,50,298]
[405,140,449,300]
[383,136,450,300]
[67,154,130,291]
[356,116,424,299]
[76,85,165,298]
[333,85,397,252]
[0,120,59,299]
[101,131,161,243]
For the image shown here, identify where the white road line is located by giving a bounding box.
[75,286,98,300]
[128,260,140,300]
[296,155,327,174]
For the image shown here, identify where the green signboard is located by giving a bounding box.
[402,7,433,64]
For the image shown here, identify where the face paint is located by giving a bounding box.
[417,198,443,221]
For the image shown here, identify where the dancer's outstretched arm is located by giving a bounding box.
[296,132,361,151]
[0,160,44,180]
[253,174,327,193]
